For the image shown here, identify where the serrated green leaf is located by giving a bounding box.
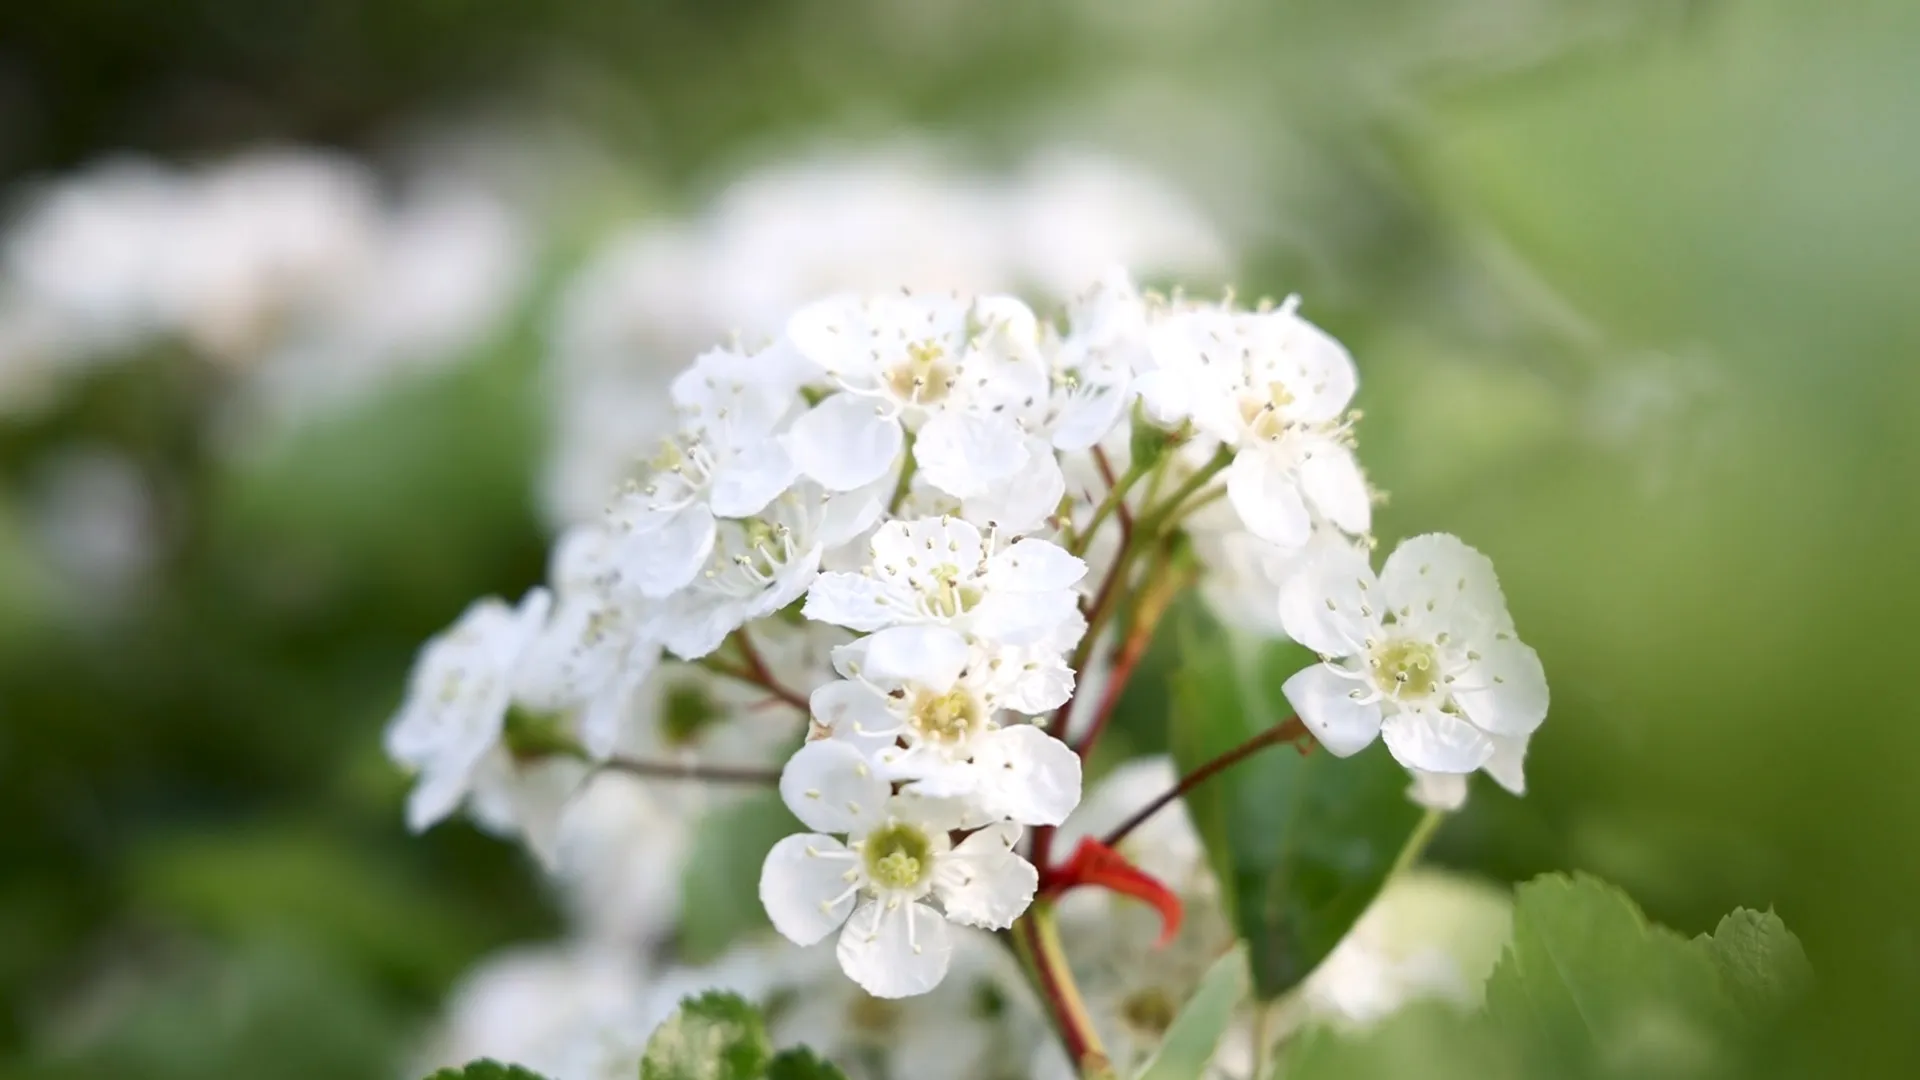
[640,991,773,1080]
[1483,873,1740,1077]
[1134,944,1249,1080]
[764,1046,851,1080]
[677,792,799,962]
[1695,908,1812,1020]
[1167,600,1424,999]
[424,1060,555,1080]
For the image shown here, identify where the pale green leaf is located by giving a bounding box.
[1694,908,1811,1020]
[640,991,773,1080]
[1134,944,1249,1080]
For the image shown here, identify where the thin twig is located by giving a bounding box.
[1098,717,1311,851]
[599,756,782,785]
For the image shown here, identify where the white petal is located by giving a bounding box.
[963,443,1065,534]
[1275,545,1379,658]
[708,438,798,518]
[915,412,1029,499]
[760,833,859,945]
[1298,441,1371,535]
[1482,733,1530,795]
[809,679,903,757]
[803,572,902,632]
[1452,638,1549,737]
[836,900,953,999]
[785,294,873,375]
[658,592,746,661]
[855,625,972,688]
[1052,384,1129,453]
[1406,769,1470,811]
[873,517,984,575]
[615,503,716,598]
[1131,369,1191,427]
[1227,447,1311,547]
[986,538,1087,592]
[577,650,657,759]
[1380,708,1496,774]
[404,761,474,832]
[937,823,1037,930]
[1379,533,1511,634]
[1267,311,1358,424]
[787,394,903,492]
[992,653,1075,715]
[974,725,1082,826]
[1281,664,1384,757]
[779,739,891,834]
[970,589,1079,646]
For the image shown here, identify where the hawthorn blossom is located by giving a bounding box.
[783,292,1050,497]
[1277,533,1548,775]
[385,588,553,832]
[759,741,1039,998]
[606,345,801,598]
[812,625,1082,825]
[517,524,662,758]
[803,516,1086,646]
[1137,298,1369,547]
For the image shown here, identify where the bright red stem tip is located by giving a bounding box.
[1046,837,1184,947]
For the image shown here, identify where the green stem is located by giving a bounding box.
[1022,902,1108,1074]
[1072,458,1149,557]
[889,432,918,512]
[1386,808,1447,880]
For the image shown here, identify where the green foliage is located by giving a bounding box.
[641,992,775,1080]
[1167,600,1424,1000]
[425,1061,554,1080]
[1284,874,1812,1080]
[1694,909,1812,1022]
[764,1047,851,1080]
[1135,945,1249,1080]
[676,793,799,962]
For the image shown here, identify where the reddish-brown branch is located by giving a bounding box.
[599,756,783,785]
[708,630,810,712]
[1097,716,1312,851]
[1092,445,1133,542]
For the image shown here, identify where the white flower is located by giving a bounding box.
[654,479,885,660]
[385,588,552,832]
[1406,731,1532,811]
[783,292,1049,497]
[606,345,801,598]
[517,525,663,759]
[759,741,1040,998]
[1277,533,1549,775]
[1137,298,1368,547]
[1043,267,1151,453]
[803,516,1086,646]
[813,625,1082,826]
[414,943,653,1080]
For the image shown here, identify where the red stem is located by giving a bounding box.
[1097,716,1311,851]
[717,628,810,712]
[1022,916,1093,1064]
[1092,445,1133,542]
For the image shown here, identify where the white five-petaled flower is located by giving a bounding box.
[760,741,1040,998]
[386,587,553,832]
[1136,298,1369,547]
[606,345,800,598]
[803,516,1086,646]
[1042,267,1151,453]
[1277,533,1548,778]
[783,292,1050,498]
[811,625,1083,826]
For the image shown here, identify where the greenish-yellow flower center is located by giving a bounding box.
[886,339,956,405]
[1369,637,1440,699]
[926,565,982,618]
[907,686,982,744]
[862,822,935,891]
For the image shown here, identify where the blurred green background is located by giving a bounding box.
[2,0,1916,1075]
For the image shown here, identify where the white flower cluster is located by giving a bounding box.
[0,148,528,435]
[540,143,1231,525]
[389,263,1550,1013]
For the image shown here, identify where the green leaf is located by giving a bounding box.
[1483,873,1741,1077]
[1284,1000,1514,1080]
[1695,908,1812,1021]
[764,1047,851,1080]
[425,1061,555,1080]
[1134,944,1249,1080]
[677,792,800,962]
[640,991,774,1080]
[1167,600,1424,999]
